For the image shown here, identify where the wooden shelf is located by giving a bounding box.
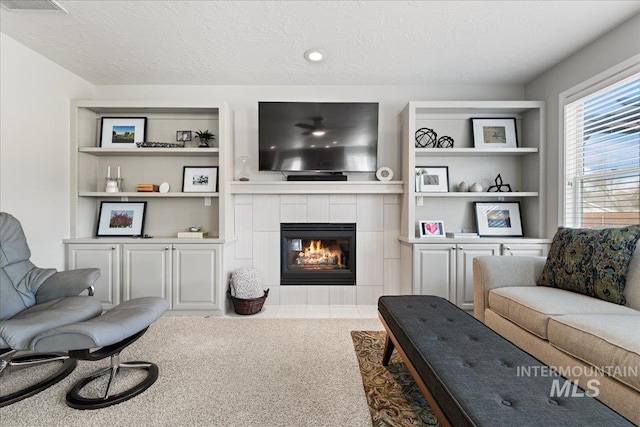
[415,148,537,157]
[79,147,219,156]
[413,192,538,198]
[79,192,219,198]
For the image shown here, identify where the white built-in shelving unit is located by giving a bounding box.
[65,100,235,315]
[399,101,551,310]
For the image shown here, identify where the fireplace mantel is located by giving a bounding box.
[229,181,404,195]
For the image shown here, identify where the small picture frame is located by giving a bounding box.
[177,130,192,142]
[415,166,449,192]
[100,117,147,148]
[96,201,147,237]
[419,220,445,238]
[182,166,218,193]
[474,202,523,237]
[471,118,518,149]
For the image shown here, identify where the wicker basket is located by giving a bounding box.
[229,289,269,315]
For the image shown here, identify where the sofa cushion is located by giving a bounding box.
[623,243,640,311]
[488,286,638,339]
[538,226,640,305]
[547,314,640,392]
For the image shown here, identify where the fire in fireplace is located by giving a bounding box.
[280,223,356,286]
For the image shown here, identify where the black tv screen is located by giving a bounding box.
[259,102,379,172]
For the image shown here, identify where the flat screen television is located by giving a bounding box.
[259,102,379,172]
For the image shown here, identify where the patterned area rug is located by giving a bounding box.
[351,331,440,427]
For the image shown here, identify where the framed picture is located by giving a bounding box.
[419,220,445,238]
[474,202,523,237]
[182,166,218,192]
[471,118,518,149]
[177,130,192,142]
[96,201,147,237]
[100,117,147,148]
[415,166,449,192]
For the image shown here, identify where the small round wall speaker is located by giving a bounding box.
[376,167,393,181]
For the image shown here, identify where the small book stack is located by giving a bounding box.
[177,231,209,239]
[446,232,479,239]
[137,184,159,192]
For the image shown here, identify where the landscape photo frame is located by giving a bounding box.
[474,201,523,237]
[100,117,147,148]
[182,166,218,193]
[96,201,147,237]
[471,118,518,149]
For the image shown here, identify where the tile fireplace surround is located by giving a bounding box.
[233,193,402,306]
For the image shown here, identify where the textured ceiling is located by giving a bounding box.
[1,1,639,86]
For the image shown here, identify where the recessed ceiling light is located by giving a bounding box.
[304,49,325,62]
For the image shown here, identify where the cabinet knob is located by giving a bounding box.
[451,246,456,250]
[165,246,170,250]
[111,246,116,250]
[458,246,463,250]
[505,246,511,251]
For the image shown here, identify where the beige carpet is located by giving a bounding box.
[351,331,439,427]
[0,317,382,427]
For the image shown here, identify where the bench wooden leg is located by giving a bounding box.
[382,334,395,366]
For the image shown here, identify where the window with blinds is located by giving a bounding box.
[564,74,640,228]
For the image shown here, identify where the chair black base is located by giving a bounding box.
[65,361,159,410]
[0,354,77,408]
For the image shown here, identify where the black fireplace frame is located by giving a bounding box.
[280,223,356,286]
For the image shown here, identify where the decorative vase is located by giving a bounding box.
[470,182,483,192]
[458,181,469,192]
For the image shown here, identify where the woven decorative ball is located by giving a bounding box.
[436,136,454,148]
[415,128,437,148]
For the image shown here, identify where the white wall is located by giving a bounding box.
[0,33,94,269]
[525,13,640,237]
[95,84,524,180]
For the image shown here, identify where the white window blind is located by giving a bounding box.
[564,73,640,228]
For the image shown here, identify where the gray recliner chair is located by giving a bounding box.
[0,212,168,409]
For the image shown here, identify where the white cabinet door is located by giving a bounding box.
[413,244,456,301]
[66,243,120,309]
[456,244,501,311]
[122,244,171,302]
[502,243,549,257]
[172,244,221,311]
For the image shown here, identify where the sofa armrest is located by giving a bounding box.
[35,268,100,303]
[473,256,546,322]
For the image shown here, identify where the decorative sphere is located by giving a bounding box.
[437,135,454,148]
[415,128,437,148]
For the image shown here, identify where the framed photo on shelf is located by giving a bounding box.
[96,201,147,237]
[100,117,147,148]
[471,118,518,149]
[415,166,449,192]
[419,220,445,238]
[177,130,192,142]
[474,202,523,237]
[182,166,218,193]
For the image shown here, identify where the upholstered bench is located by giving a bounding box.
[378,295,634,427]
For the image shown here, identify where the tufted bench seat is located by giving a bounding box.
[378,295,634,427]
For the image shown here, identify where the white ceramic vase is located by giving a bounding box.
[470,182,483,192]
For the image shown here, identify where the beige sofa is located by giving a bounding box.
[473,248,639,424]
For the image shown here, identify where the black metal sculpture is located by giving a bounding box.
[487,174,512,192]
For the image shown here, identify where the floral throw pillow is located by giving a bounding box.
[538,225,640,304]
